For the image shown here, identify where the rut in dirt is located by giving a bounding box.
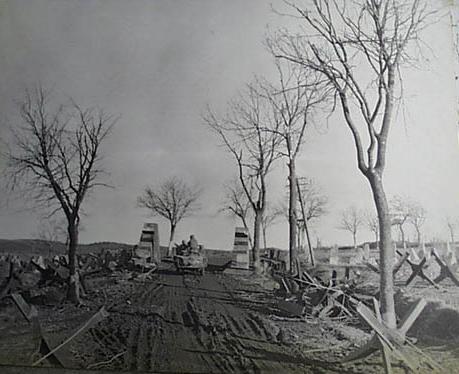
[83,269,319,373]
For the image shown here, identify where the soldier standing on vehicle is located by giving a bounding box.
[188,234,198,253]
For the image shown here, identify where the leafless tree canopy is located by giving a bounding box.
[338,205,363,248]
[390,195,426,244]
[366,211,379,242]
[137,177,202,231]
[390,194,411,245]
[6,87,115,222]
[298,178,328,222]
[260,204,283,249]
[261,61,329,162]
[36,216,68,244]
[205,82,281,195]
[269,0,433,175]
[447,216,459,243]
[407,200,426,244]
[277,178,328,223]
[220,178,254,246]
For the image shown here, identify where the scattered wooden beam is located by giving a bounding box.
[32,306,109,367]
[343,298,427,374]
[10,293,38,322]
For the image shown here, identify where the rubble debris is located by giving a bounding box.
[273,266,359,320]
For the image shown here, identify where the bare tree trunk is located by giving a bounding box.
[66,222,80,304]
[399,225,406,249]
[262,226,267,249]
[288,159,298,272]
[415,227,421,246]
[167,224,176,257]
[368,173,395,329]
[252,209,262,273]
[241,216,253,249]
[353,232,357,249]
[297,224,301,251]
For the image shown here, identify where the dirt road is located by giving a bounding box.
[79,267,334,373]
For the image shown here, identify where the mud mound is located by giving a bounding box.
[396,292,459,344]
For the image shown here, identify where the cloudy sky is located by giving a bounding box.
[0,0,458,249]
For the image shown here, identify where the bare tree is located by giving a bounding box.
[260,205,282,249]
[36,216,68,244]
[407,201,426,245]
[270,0,433,327]
[339,206,363,248]
[6,86,115,303]
[261,61,328,270]
[366,211,379,246]
[390,195,411,248]
[297,178,328,223]
[205,82,281,272]
[220,178,253,248]
[277,178,327,257]
[137,177,201,256]
[447,217,458,243]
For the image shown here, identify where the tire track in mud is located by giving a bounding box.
[209,274,313,373]
[182,274,264,373]
[83,268,314,373]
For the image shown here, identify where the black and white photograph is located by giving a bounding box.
[0,1,458,373]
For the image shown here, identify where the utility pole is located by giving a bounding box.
[296,179,315,267]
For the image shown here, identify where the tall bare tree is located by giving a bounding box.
[220,178,253,248]
[366,211,379,246]
[6,86,115,303]
[205,83,281,272]
[261,61,328,270]
[447,216,458,243]
[297,178,328,223]
[270,0,433,327]
[260,205,282,249]
[390,195,411,248]
[407,201,426,245]
[277,178,328,247]
[339,206,364,248]
[137,177,201,256]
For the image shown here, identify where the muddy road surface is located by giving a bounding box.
[78,268,333,373]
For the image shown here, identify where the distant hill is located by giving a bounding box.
[0,238,134,258]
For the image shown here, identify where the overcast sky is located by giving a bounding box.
[0,0,458,249]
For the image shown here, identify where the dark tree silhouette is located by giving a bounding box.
[137,177,202,256]
[270,0,433,327]
[205,82,281,272]
[6,86,115,303]
[220,178,254,248]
